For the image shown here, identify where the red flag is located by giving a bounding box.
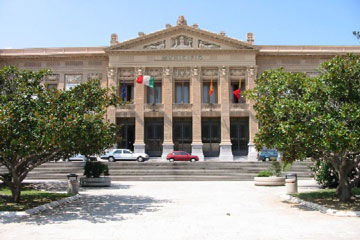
[209,79,213,96]
[136,75,143,84]
[233,87,241,100]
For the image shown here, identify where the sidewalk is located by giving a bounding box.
[1,180,359,240]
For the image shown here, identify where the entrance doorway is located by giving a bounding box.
[202,118,221,157]
[116,118,135,151]
[173,118,192,153]
[145,118,164,157]
[230,117,249,156]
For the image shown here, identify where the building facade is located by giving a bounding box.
[1,16,359,161]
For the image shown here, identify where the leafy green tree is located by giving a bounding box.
[0,66,119,202]
[245,54,360,202]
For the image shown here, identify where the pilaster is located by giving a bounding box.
[134,67,145,154]
[107,67,117,124]
[191,66,204,161]
[219,66,233,161]
[161,67,174,160]
[247,66,259,161]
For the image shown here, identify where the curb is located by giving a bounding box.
[0,194,82,218]
[281,194,360,217]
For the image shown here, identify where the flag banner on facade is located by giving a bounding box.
[136,75,143,84]
[233,81,241,100]
[209,79,213,96]
[136,75,154,88]
[143,75,154,88]
[121,83,127,100]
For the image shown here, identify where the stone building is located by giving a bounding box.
[1,16,359,161]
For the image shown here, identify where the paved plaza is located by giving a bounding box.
[1,180,359,240]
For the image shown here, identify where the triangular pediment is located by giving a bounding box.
[107,25,257,51]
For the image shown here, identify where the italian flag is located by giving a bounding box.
[136,75,154,88]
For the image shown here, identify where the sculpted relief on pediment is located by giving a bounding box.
[171,35,193,49]
[143,40,166,50]
[141,35,223,50]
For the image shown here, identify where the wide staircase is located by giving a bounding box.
[20,161,314,181]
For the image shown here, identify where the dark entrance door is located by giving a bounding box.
[173,118,192,153]
[116,118,135,151]
[230,117,249,156]
[145,118,164,157]
[202,118,221,157]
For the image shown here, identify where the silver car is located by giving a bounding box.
[101,149,149,162]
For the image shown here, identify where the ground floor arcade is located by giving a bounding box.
[117,116,254,161]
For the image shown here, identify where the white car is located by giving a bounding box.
[68,154,98,161]
[101,149,149,162]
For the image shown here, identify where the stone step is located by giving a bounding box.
[2,161,314,181]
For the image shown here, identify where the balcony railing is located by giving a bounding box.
[173,104,192,111]
[201,103,221,111]
[145,103,164,112]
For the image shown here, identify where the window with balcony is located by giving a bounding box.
[119,83,134,102]
[147,83,162,104]
[202,82,217,103]
[175,81,189,104]
[231,81,246,103]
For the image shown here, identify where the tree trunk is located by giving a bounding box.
[10,184,21,203]
[336,159,353,202]
[8,170,22,203]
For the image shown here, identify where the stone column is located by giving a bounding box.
[133,68,146,154]
[107,67,117,125]
[219,66,233,161]
[161,67,174,160]
[191,66,204,161]
[247,66,259,160]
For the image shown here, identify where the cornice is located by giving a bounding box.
[258,45,360,56]
[107,48,259,55]
[0,47,107,58]
[107,25,257,51]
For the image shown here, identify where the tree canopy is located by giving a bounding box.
[245,54,360,202]
[0,66,119,202]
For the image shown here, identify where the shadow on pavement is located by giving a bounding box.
[2,193,170,225]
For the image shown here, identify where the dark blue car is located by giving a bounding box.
[258,149,278,161]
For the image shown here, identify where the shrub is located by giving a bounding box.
[257,161,291,177]
[257,170,273,177]
[83,161,109,178]
[310,160,338,188]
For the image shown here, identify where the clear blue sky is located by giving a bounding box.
[0,0,359,49]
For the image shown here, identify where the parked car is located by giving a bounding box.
[101,149,149,162]
[166,151,199,162]
[257,149,278,161]
[67,154,98,162]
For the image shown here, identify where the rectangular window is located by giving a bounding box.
[119,83,134,102]
[65,74,82,90]
[202,82,217,103]
[147,83,162,104]
[231,81,246,103]
[47,84,58,90]
[175,82,189,104]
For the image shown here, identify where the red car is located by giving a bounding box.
[166,151,199,162]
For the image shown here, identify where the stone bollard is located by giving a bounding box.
[67,174,79,195]
[285,173,298,194]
